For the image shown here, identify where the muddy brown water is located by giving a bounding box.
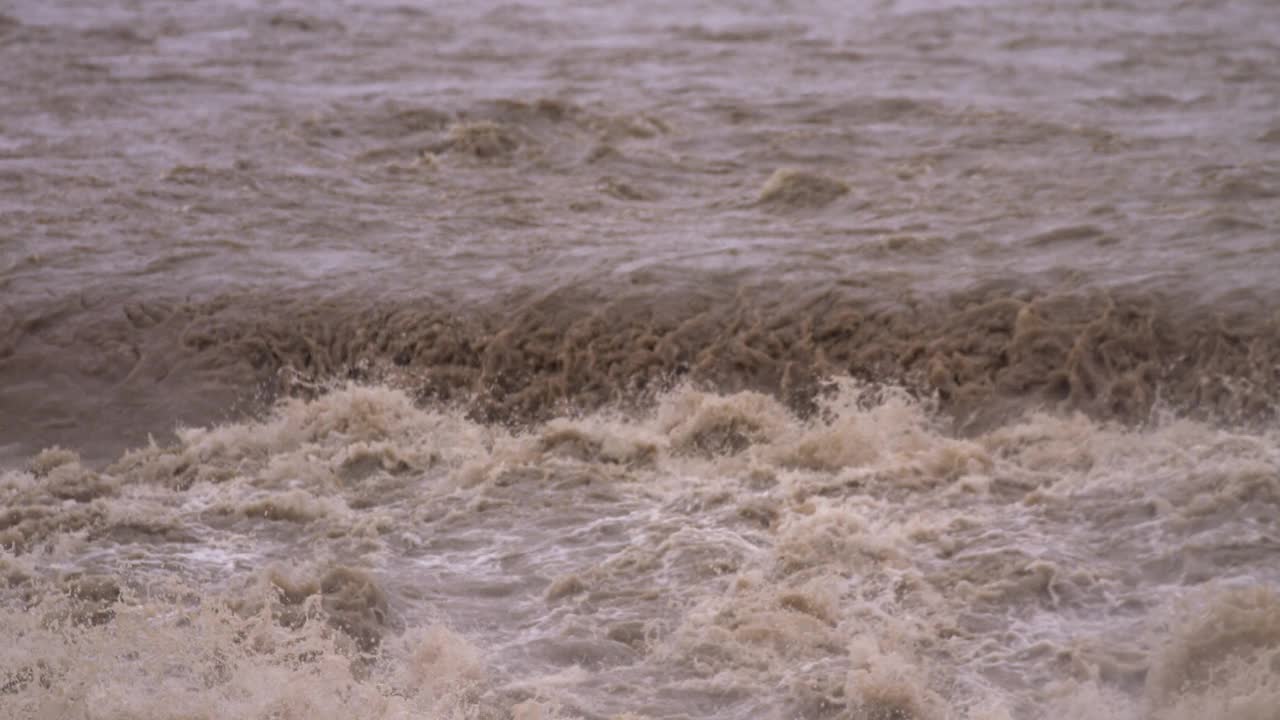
[2,1,1279,718]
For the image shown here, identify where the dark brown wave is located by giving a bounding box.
[2,282,1277,463]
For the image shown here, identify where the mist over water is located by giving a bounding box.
[2,0,1279,718]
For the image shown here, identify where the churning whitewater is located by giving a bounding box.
[5,384,1280,718]
[2,0,1279,718]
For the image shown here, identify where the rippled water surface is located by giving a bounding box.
[2,1,1279,718]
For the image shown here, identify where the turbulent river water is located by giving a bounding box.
[2,1,1280,718]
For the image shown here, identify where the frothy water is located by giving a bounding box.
[4,384,1280,718]
[2,0,1279,717]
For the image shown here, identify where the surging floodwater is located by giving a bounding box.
[2,0,1279,718]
